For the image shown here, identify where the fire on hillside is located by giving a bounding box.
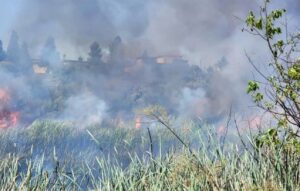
[0,89,19,128]
[0,32,235,129]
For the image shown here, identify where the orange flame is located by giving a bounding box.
[0,89,19,128]
[249,116,261,129]
[10,112,20,126]
[0,110,19,128]
[0,89,10,104]
[217,125,226,135]
[135,117,142,129]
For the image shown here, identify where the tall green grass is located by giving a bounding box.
[0,119,299,190]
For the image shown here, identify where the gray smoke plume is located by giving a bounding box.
[61,92,107,126]
[0,0,299,126]
[1,0,298,60]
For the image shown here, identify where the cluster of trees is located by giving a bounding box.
[0,31,31,72]
[87,36,123,65]
[85,36,125,75]
[0,30,125,75]
[2,32,35,67]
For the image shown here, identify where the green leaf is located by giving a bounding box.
[277,118,287,128]
[288,67,300,80]
[254,93,264,102]
[247,81,259,93]
[246,11,255,27]
[255,18,263,30]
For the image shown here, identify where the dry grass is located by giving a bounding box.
[0,119,299,190]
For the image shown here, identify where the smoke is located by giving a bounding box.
[0,0,150,58]
[61,92,107,126]
[0,69,31,102]
[0,0,299,126]
[178,88,206,118]
[178,67,243,122]
[0,0,298,63]
[1,0,297,59]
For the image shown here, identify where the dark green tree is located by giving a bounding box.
[88,41,102,64]
[6,31,20,63]
[19,42,32,71]
[0,40,6,61]
[41,37,60,66]
[109,36,123,64]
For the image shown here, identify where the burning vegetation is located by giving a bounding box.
[0,89,19,128]
[0,32,231,127]
[0,1,300,190]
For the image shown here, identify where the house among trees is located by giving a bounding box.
[0,32,193,80]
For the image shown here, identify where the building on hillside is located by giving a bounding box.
[32,64,47,74]
[32,59,47,74]
[136,55,188,65]
[155,55,187,65]
[63,59,87,66]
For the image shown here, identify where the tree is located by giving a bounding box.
[109,36,123,64]
[41,37,60,66]
[244,0,300,149]
[19,42,32,71]
[6,31,20,63]
[88,41,102,64]
[0,40,6,61]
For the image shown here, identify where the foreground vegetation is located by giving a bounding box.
[0,118,299,190]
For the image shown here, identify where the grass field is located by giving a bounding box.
[0,118,299,190]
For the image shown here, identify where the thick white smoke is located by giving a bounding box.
[61,92,107,127]
[0,0,299,125]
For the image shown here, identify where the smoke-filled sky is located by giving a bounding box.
[0,0,298,63]
[0,0,299,123]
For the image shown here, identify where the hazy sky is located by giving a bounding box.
[1,0,298,63]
